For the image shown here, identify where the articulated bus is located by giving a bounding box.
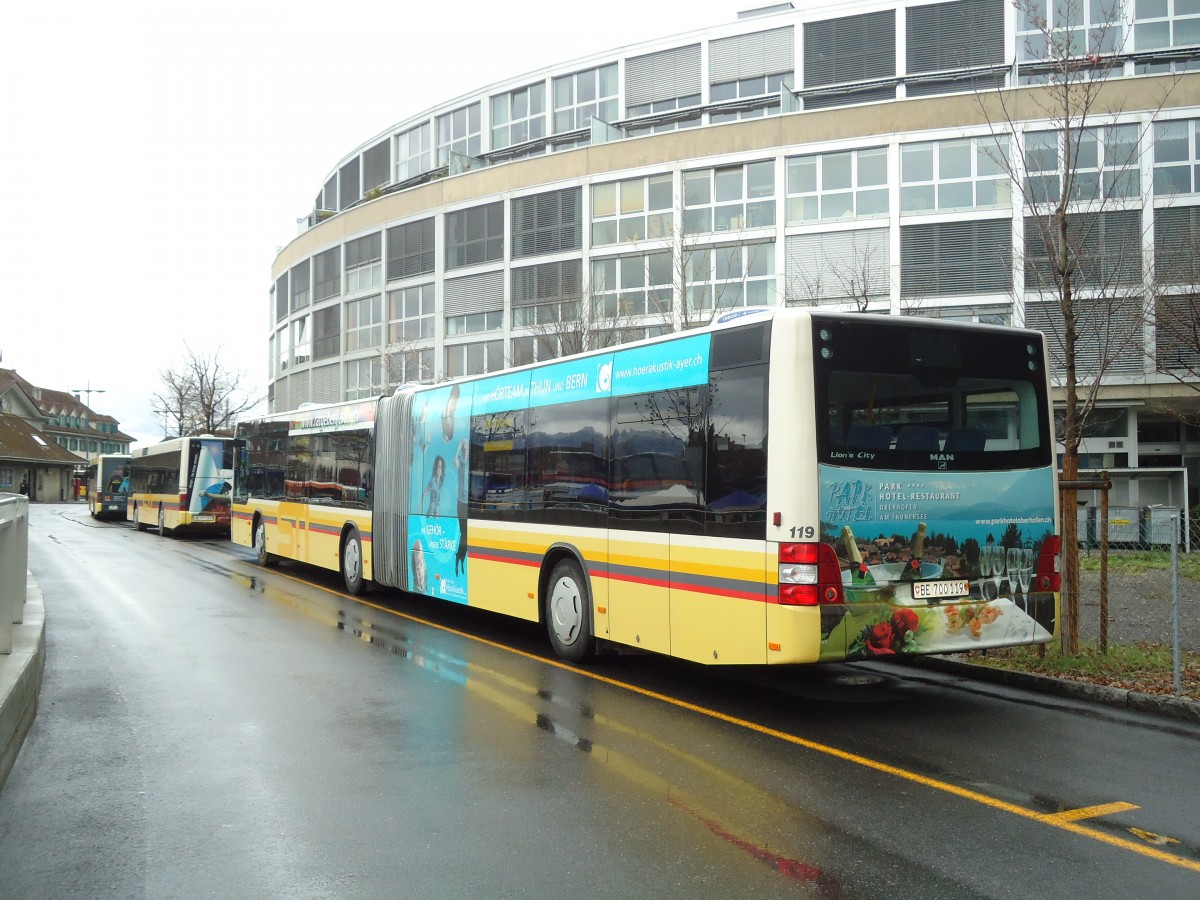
[85,453,131,520]
[232,308,1060,664]
[128,435,239,536]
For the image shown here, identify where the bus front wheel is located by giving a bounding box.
[342,528,366,595]
[157,506,168,537]
[134,506,147,532]
[255,521,278,568]
[545,558,592,663]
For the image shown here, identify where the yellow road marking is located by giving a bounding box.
[251,562,1200,876]
[1048,802,1140,823]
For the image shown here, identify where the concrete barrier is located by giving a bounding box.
[1,494,30,654]
[0,576,43,792]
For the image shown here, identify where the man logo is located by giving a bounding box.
[596,360,612,393]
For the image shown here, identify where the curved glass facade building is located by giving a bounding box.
[270,0,1200,509]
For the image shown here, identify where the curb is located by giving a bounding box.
[0,574,45,793]
[905,654,1200,725]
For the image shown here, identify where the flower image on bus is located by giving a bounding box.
[231,308,1060,664]
[128,436,239,536]
[85,453,131,520]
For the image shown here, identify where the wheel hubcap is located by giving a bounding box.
[345,540,360,581]
[550,576,582,645]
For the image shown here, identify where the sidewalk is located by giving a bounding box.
[0,573,44,792]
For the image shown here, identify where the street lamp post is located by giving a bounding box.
[70,383,106,406]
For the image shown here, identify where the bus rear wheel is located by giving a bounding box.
[134,506,147,532]
[254,521,278,568]
[545,558,592,663]
[342,528,366,595]
[158,506,168,537]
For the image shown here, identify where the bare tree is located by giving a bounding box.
[975,0,1181,651]
[152,345,260,437]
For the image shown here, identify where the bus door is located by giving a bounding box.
[280,433,312,560]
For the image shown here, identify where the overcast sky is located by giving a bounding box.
[1,0,749,445]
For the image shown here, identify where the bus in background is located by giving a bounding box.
[85,453,131,520]
[128,435,239,536]
[233,308,1060,665]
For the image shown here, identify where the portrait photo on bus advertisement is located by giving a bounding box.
[407,384,471,602]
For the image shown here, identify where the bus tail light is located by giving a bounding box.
[179,492,189,510]
[1036,535,1061,592]
[778,543,845,606]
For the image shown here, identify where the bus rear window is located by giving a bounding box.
[813,318,1051,471]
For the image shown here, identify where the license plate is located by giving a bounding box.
[194,514,215,522]
[105,503,122,511]
[911,579,970,601]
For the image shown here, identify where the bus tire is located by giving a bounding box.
[89,499,97,519]
[158,506,168,537]
[342,528,366,595]
[545,558,592,663]
[254,520,278,568]
[134,506,147,532]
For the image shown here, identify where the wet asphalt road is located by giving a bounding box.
[1,504,1198,898]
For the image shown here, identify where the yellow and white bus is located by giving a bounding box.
[128,435,239,536]
[233,308,1061,664]
[85,453,131,520]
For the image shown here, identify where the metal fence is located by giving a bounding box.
[1076,505,1194,554]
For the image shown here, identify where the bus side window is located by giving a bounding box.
[707,365,767,539]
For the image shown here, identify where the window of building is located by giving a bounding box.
[1153,119,1200,194]
[1024,210,1143,291]
[591,174,673,246]
[275,273,288,322]
[710,26,794,107]
[445,340,505,378]
[512,260,582,326]
[313,306,341,360]
[362,139,390,194]
[436,103,482,166]
[511,187,582,258]
[346,358,381,400]
[1134,0,1200,51]
[787,147,888,223]
[446,202,505,269]
[907,0,1005,72]
[683,162,776,235]
[492,82,546,150]
[804,10,896,87]
[553,63,618,133]
[345,233,383,293]
[387,283,436,342]
[386,346,435,385]
[397,122,433,182]
[901,136,1011,213]
[313,246,341,302]
[386,217,435,281]
[785,228,890,306]
[901,219,1013,297]
[339,156,361,211]
[292,316,311,366]
[590,252,672,319]
[1024,126,1139,204]
[512,334,566,366]
[1017,0,1122,60]
[346,295,382,352]
[276,327,288,372]
[684,241,775,313]
[446,310,503,336]
[625,44,702,119]
[290,262,310,311]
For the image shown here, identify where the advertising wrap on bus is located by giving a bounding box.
[818,465,1058,659]
[187,438,234,521]
[405,334,713,603]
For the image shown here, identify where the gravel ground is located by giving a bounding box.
[1074,569,1200,650]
